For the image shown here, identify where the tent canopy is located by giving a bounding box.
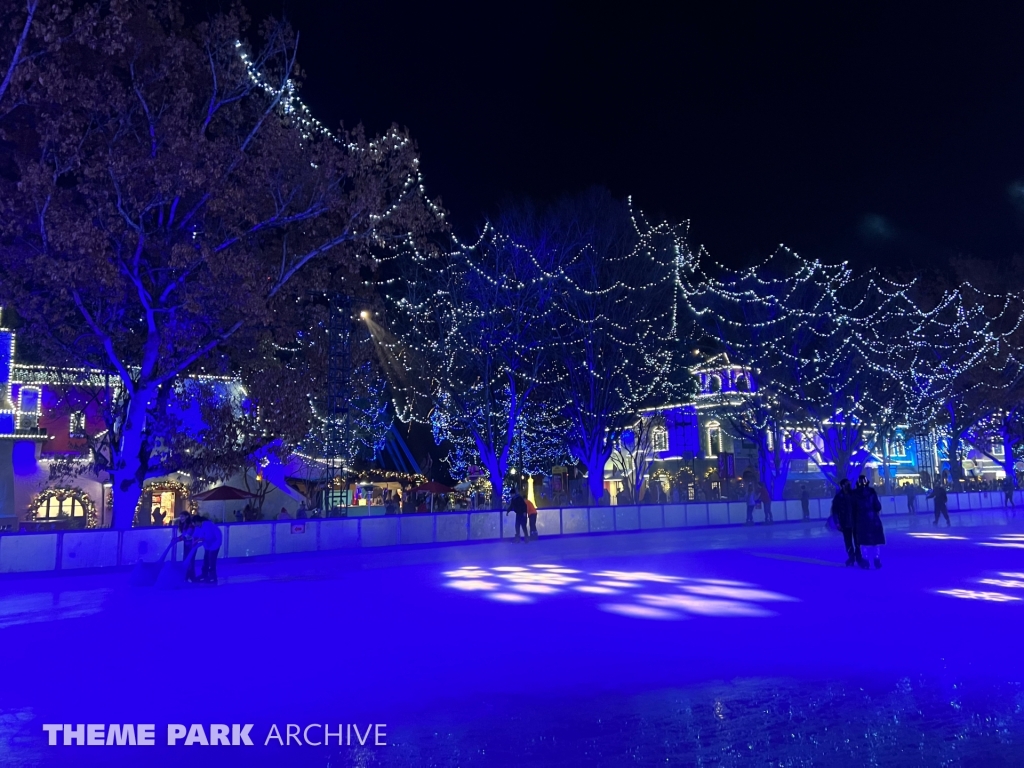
[412,481,453,495]
[191,486,257,502]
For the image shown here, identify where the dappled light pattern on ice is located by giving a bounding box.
[443,564,797,618]
[937,569,1024,603]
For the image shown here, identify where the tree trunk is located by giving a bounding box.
[478,452,506,509]
[575,440,611,505]
[110,385,156,529]
[999,420,1016,488]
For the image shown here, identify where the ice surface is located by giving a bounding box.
[0,510,1023,766]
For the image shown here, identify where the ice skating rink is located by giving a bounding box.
[1,511,1023,767]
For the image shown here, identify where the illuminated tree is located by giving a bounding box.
[538,190,691,503]
[0,2,437,527]
[681,247,912,490]
[394,226,555,502]
[907,284,1024,486]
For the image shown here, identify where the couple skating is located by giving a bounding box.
[831,475,886,569]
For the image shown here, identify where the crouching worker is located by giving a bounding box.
[193,516,223,584]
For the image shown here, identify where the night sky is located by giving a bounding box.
[234,1,1024,270]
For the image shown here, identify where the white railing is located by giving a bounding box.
[0,490,1013,575]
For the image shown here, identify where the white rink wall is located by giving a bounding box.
[0,490,1014,575]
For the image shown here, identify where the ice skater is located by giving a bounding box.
[800,485,810,520]
[193,516,223,584]
[744,481,758,525]
[926,482,950,527]
[526,496,539,538]
[505,487,530,543]
[759,482,773,524]
[175,511,197,583]
[831,479,862,567]
[852,475,885,569]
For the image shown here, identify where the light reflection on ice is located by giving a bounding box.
[977,578,1024,589]
[907,533,967,540]
[512,584,559,594]
[443,564,793,620]
[680,585,799,602]
[488,592,533,603]
[937,589,1021,602]
[599,603,680,620]
[446,579,497,592]
[593,570,682,584]
[443,568,491,578]
[640,593,774,617]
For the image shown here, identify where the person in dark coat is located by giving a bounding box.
[800,485,810,520]
[926,483,950,526]
[852,475,885,569]
[505,487,530,543]
[830,479,861,567]
[175,511,197,583]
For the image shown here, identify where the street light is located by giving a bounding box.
[359,310,369,320]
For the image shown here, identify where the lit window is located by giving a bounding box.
[70,411,86,438]
[652,427,668,453]
[892,435,906,458]
[707,421,722,456]
[30,489,89,521]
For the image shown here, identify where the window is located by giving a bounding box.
[892,435,907,458]
[70,411,86,438]
[708,375,722,394]
[30,489,90,521]
[706,421,722,456]
[651,427,669,453]
[993,440,1004,457]
[735,374,749,392]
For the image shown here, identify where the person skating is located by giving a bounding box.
[852,475,885,569]
[905,483,918,514]
[759,482,773,523]
[526,496,539,538]
[505,487,529,543]
[800,485,810,520]
[831,479,862,567]
[193,516,223,584]
[175,511,198,583]
[926,482,950,526]
[744,481,758,525]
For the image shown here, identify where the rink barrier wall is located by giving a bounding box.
[0,490,1015,575]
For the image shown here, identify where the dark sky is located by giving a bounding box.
[235,0,1024,269]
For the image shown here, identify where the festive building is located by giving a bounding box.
[609,353,1000,503]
